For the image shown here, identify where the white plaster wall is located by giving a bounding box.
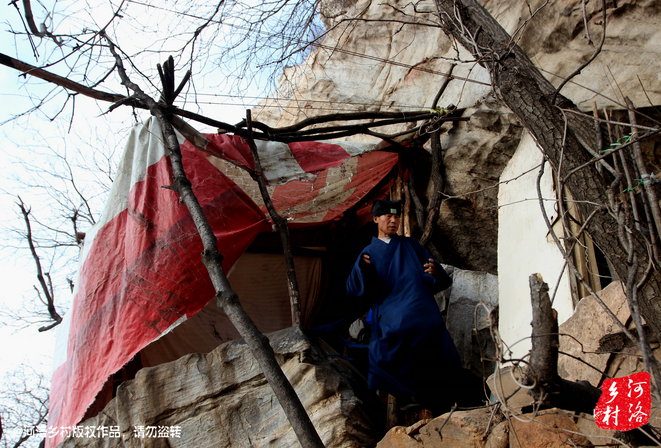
[497,131,574,362]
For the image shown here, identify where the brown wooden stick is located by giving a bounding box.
[613,124,644,234]
[0,52,125,103]
[0,51,465,145]
[408,168,444,261]
[408,165,426,233]
[265,115,466,138]
[245,109,303,326]
[247,111,437,134]
[626,97,661,261]
[419,68,454,248]
[627,256,661,403]
[419,129,444,247]
[395,159,404,235]
[386,395,399,430]
[403,181,412,237]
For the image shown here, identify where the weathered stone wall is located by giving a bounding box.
[436,99,522,272]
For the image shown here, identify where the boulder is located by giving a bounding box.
[375,408,615,448]
[376,408,503,448]
[557,281,630,386]
[434,99,523,273]
[574,412,625,448]
[417,407,502,448]
[375,418,437,448]
[508,409,591,448]
[485,367,534,414]
[483,421,508,448]
[376,426,423,448]
[442,267,499,376]
[58,327,378,448]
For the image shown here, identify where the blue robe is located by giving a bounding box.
[346,235,459,399]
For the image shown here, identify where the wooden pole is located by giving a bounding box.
[244,110,303,326]
[527,274,601,413]
[386,395,399,430]
[395,158,404,235]
[403,181,412,237]
[626,97,661,262]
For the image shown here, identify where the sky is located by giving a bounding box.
[0,0,118,375]
[0,33,75,378]
[0,0,265,385]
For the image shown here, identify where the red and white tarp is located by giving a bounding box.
[48,118,398,446]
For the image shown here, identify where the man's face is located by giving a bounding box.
[374,213,401,237]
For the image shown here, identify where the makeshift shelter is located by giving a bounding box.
[48,118,404,446]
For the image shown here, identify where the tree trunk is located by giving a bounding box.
[434,0,661,341]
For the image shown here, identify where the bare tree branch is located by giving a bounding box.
[17,197,62,331]
[626,97,661,255]
[625,255,661,402]
[0,53,125,104]
[552,0,607,103]
[535,160,635,342]
[0,365,49,448]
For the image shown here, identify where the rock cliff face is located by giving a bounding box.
[254,0,661,273]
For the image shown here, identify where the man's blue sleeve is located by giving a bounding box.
[346,256,366,298]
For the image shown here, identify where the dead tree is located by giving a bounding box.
[433,0,661,351]
[0,365,50,448]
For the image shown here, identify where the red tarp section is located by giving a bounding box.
[47,118,398,446]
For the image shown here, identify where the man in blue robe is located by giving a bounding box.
[346,200,459,408]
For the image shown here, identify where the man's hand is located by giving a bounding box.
[423,258,437,276]
[359,253,375,273]
[359,254,374,273]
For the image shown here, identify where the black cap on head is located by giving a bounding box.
[372,200,402,217]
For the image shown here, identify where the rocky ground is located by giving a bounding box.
[377,281,661,448]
